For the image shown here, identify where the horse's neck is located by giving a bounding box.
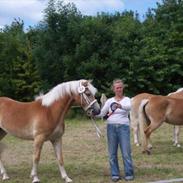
[50,95,74,122]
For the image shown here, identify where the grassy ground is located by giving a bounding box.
[1,118,183,183]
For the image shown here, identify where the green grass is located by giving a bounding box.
[1,119,183,183]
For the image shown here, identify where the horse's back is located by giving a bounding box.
[0,97,40,115]
[146,95,170,110]
[131,93,154,116]
[146,96,183,125]
[0,97,18,113]
[0,96,34,105]
[131,93,154,108]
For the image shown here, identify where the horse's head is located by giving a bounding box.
[75,80,100,116]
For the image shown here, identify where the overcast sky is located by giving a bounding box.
[0,0,161,30]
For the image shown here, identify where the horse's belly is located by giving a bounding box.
[166,113,183,125]
[1,124,34,140]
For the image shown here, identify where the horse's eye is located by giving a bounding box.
[86,91,91,96]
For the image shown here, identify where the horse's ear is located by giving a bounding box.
[88,79,93,84]
[81,79,92,87]
[81,80,89,87]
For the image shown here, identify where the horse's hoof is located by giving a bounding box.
[147,144,153,149]
[2,174,10,180]
[142,150,151,155]
[135,143,140,147]
[173,142,176,146]
[32,177,40,183]
[177,144,181,148]
[142,150,147,154]
[65,176,72,183]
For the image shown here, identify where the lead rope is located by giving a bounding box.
[90,117,103,138]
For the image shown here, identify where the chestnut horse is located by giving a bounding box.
[0,79,100,183]
[139,94,183,154]
[131,88,183,147]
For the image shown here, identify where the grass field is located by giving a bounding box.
[1,118,183,183]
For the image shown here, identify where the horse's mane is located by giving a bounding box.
[36,79,97,107]
[176,88,183,92]
[168,88,183,96]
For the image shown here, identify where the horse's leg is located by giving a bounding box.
[30,135,45,183]
[0,129,9,180]
[51,138,72,183]
[134,124,140,146]
[173,126,181,147]
[144,121,163,154]
[173,126,176,144]
[147,138,153,149]
[130,110,140,146]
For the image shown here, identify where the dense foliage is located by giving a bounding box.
[0,0,182,100]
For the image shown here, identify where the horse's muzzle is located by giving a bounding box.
[92,107,101,115]
[86,101,100,116]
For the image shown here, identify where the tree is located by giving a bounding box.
[0,19,42,101]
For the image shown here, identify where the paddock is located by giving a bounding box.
[1,118,183,183]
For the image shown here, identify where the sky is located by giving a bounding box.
[0,0,162,30]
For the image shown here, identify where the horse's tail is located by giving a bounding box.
[139,99,149,152]
[130,97,138,129]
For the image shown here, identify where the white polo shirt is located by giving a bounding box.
[100,97,131,125]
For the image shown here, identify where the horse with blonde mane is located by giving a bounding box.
[139,91,183,154]
[131,88,183,148]
[0,79,100,183]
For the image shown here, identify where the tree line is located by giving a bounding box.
[0,0,182,101]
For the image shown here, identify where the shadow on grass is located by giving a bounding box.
[4,162,111,183]
[147,140,183,155]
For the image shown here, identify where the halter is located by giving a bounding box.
[77,83,97,112]
[78,82,102,138]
